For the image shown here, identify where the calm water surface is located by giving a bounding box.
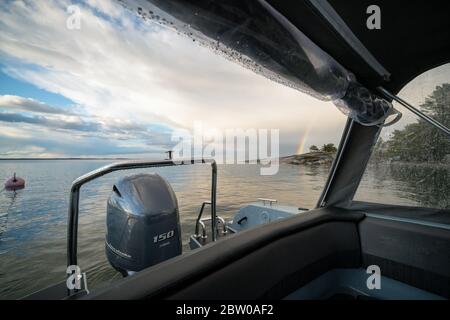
[0,159,443,299]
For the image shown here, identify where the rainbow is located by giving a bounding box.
[296,122,314,155]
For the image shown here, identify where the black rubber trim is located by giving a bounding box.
[349,201,450,225]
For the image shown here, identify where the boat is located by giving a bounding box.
[26,0,449,300]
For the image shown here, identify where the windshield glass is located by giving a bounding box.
[0,0,347,299]
[355,63,450,209]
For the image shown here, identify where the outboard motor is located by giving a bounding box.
[106,173,182,276]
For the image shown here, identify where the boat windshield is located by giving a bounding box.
[0,0,349,299]
[355,63,450,213]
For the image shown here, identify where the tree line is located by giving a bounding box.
[309,143,337,153]
[375,83,450,162]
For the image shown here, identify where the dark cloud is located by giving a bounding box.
[0,93,176,156]
[0,94,174,142]
[0,132,161,157]
[0,112,101,132]
[0,95,76,115]
[0,110,174,144]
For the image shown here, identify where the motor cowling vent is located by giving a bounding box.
[106,173,182,276]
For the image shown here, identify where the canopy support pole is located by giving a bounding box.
[378,87,450,137]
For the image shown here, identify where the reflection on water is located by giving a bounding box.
[0,159,447,299]
[0,160,330,299]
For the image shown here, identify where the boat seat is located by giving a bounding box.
[83,207,364,300]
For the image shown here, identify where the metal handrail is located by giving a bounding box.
[67,158,217,267]
[195,215,227,239]
[257,198,277,206]
[217,216,227,235]
[197,220,207,239]
[194,201,211,238]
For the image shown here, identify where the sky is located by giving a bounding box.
[0,0,351,158]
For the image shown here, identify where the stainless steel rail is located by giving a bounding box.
[194,201,211,239]
[194,215,227,240]
[257,198,278,206]
[217,216,227,235]
[67,158,217,267]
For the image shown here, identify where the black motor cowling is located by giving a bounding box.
[106,173,182,276]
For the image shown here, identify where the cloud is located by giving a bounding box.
[0,95,75,115]
[0,94,176,142]
[0,94,175,154]
[0,112,100,132]
[0,135,156,158]
[0,121,169,158]
[0,0,347,157]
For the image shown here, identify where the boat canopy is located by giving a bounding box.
[325,0,450,93]
[120,0,449,126]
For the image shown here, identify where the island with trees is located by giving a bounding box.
[281,143,337,165]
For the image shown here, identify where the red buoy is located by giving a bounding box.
[5,173,25,191]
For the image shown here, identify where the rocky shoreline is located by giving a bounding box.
[280,151,336,165]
